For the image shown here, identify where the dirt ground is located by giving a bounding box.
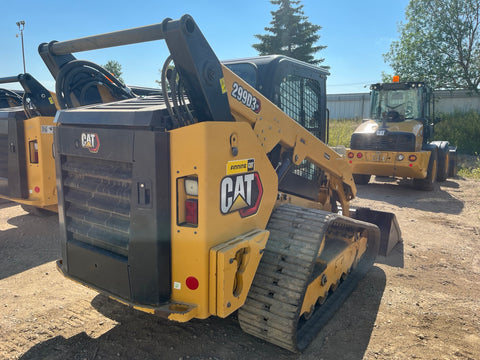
[0,177,479,360]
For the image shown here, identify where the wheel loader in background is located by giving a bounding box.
[0,74,58,215]
[347,77,457,190]
[38,15,401,352]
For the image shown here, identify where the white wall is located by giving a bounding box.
[327,90,480,120]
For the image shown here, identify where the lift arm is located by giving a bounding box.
[221,65,356,213]
[38,14,356,213]
[38,15,232,123]
[0,74,56,117]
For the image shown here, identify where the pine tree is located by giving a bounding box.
[253,0,326,65]
[104,60,124,84]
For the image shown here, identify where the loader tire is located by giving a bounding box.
[448,147,458,178]
[353,174,371,185]
[413,146,437,191]
[238,204,380,352]
[431,141,449,182]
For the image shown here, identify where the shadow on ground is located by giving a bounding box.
[0,203,60,280]
[376,241,404,268]
[19,267,386,360]
[356,177,464,215]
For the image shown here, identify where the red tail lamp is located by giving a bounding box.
[356,152,363,159]
[185,199,198,225]
[409,155,417,162]
[29,140,39,164]
[347,152,354,159]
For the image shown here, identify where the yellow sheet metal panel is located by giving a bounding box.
[348,150,431,179]
[169,121,277,319]
[210,229,268,318]
[20,116,57,208]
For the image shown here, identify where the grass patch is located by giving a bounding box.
[328,119,362,147]
[457,154,480,180]
[434,111,480,155]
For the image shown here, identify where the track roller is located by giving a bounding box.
[238,204,380,352]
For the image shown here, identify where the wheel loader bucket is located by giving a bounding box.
[351,208,402,256]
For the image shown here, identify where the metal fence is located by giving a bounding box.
[327,89,480,120]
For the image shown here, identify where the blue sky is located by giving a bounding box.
[2,0,409,94]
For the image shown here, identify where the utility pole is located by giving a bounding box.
[16,20,26,73]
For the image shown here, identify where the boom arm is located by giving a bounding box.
[0,74,56,117]
[221,65,356,214]
[38,14,356,214]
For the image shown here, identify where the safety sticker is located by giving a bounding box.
[173,282,181,290]
[41,125,54,134]
[226,158,254,175]
[220,78,226,94]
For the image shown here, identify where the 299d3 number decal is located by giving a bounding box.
[231,82,261,113]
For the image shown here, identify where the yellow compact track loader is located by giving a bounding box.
[347,78,457,190]
[39,15,401,352]
[0,58,141,215]
[0,74,58,215]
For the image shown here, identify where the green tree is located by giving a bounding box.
[253,0,327,65]
[384,0,480,90]
[104,60,124,84]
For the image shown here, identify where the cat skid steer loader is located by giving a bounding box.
[0,74,57,215]
[39,15,401,352]
[0,56,140,215]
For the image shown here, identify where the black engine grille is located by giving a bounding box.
[350,132,416,152]
[62,155,132,257]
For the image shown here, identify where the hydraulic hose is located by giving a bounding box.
[0,88,23,107]
[55,59,135,109]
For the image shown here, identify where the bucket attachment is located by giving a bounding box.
[351,208,402,256]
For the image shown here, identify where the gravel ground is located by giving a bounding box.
[0,177,479,360]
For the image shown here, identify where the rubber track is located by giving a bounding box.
[238,204,380,352]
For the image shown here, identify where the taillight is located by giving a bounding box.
[185,199,198,225]
[356,152,363,159]
[177,176,198,227]
[29,140,39,163]
[409,155,417,162]
[347,152,354,159]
